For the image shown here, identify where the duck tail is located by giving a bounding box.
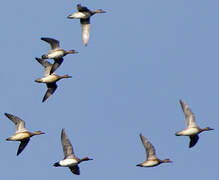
[136,163,142,167]
[42,54,48,59]
[34,78,42,83]
[53,162,60,167]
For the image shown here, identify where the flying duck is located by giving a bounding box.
[53,129,93,175]
[41,37,78,74]
[136,133,171,167]
[34,57,72,102]
[175,99,214,148]
[5,113,45,156]
[67,4,106,46]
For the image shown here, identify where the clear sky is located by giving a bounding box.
[0,0,218,179]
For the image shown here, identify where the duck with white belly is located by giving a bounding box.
[53,129,93,175]
[67,4,106,46]
[34,57,72,102]
[136,133,172,167]
[175,99,214,148]
[41,37,78,74]
[5,113,45,156]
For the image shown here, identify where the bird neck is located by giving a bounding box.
[160,159,171,163]
[78,157,92,163]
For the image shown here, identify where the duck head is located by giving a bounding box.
[65,50,78,55]
[34,130,45,135]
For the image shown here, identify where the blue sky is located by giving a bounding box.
[0,0,218,179]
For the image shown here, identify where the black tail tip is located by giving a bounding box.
[175,133,180,136]
[67,15,73,19]
[53,162,60,167]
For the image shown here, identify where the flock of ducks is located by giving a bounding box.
[32,4,106,103]
[136,99,213,168]
[5,3,103,175]
[4,3,214,176]
[4,100,214,172]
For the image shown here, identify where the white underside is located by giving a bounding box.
[177,128,199,136]
[40,75,58,83]
[68,12,88,19]
[48,51,64,59]
[143,160,159,167]
[8,132,29,141]
[59,159,78,167]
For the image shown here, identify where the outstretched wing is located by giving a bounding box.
[80,19,90,46]
[17,139,30,156]
[139,133,157,160]
[61,129,75,159]
[4,113,27,133]
[41,37,60,50]
[50,58,64,74]
[189,135,199,148]
[179,99,198,128]
[35,57,52,76]
[42,83,57,102]
[77,4,90,12]
[69,165,80,175]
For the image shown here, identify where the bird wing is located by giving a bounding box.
[77,4,90,12]
[69,165,80,175]
[4,113,27,133]
[17,139,30,156]
[80,19,90,46]
[35,57,52,76]
[189,135,199,148]
[41,37,60,50]
[179,99,198,128]
[80,18,90,24]
[50,58,64,74]
[139,134,157,160]
[42,83,57,102]
[61,129,75,159]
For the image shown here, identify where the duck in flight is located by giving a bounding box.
[136,133,171,167]
[41,37,78,74]
[67,4,106,46]
[175,99,214,148]
[53,129,93,175]
[5,113,45,156]
[35,57,72,102]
